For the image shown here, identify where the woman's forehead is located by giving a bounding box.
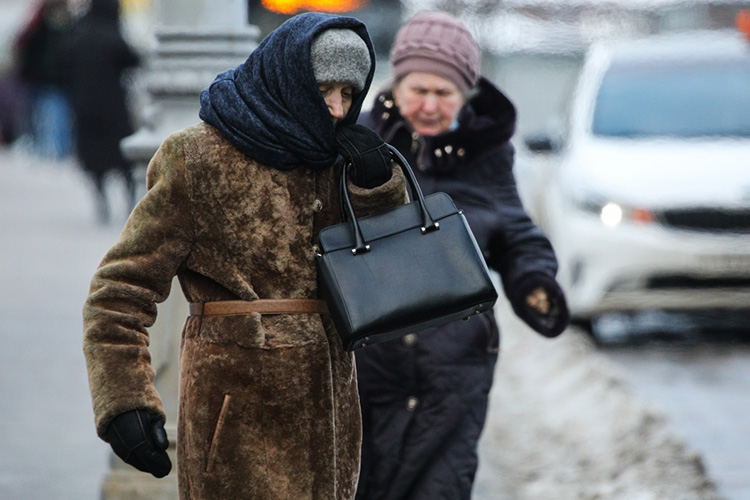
[400,72,460,91]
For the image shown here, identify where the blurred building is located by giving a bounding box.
[407,0,750,53]
[402,0,750,135]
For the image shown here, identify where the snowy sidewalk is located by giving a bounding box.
[0,147,123,500]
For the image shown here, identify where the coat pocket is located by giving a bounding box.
[205,394,231,473]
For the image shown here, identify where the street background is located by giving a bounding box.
[2,0,750,499]
[0,149,119,499]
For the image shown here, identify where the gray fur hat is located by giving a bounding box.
[311,28,371,92]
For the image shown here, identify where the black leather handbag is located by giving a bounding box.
[316,145,498,351]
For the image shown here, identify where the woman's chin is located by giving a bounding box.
[414,125,441,136]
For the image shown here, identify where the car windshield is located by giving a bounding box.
[592,58,750,138]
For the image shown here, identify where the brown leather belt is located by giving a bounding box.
[189,299,328,317]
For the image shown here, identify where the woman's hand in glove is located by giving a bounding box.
[510,273,570,338]
[335,124,393,188]
[526,286,551,315]
[105,409,172,478]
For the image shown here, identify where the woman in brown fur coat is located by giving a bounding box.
[82,13,405,500]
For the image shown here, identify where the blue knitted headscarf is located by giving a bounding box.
[199,12,376,171]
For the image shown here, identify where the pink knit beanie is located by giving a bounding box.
[390,11,480,92]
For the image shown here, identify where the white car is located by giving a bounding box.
[523,29,750,330]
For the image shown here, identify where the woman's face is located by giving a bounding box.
[319,82,354,125]
[392,72,466,136]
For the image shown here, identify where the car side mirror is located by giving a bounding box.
[523,133,561,154]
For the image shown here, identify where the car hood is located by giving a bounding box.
[560,137,750,209]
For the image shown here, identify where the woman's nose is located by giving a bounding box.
[421,94,438,113]
[327,95,345,119]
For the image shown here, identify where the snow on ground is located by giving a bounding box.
[475,298,722,500]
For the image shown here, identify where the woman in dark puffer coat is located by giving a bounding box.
[355,11,570,500]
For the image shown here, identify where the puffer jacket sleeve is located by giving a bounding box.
[82,132,194,439]
[484,145,557,279]
[484,143,568,337]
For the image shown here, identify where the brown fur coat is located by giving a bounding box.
[82,122,406,500]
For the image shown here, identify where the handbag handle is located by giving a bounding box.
[340,144,439,255]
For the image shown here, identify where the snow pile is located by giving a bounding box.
[474,299,721,500]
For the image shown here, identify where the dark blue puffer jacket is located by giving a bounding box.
[355,78,569,500]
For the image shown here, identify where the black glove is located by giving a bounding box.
[510,273,570,338]
[106,409,172,478]
[336,124,393,188]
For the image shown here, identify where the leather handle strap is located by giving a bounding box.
[189,299,328,317]
[340,144,439,255]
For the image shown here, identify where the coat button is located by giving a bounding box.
[312,198,323,212]
[457,148,466,157]
[444,145,453,154]
[434,149,443,157]
[402,333,417,347]
[407,396,419,412]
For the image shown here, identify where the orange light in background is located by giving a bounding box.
[737,10,750,40]
[631,208,654,224]
[261,0,369,14]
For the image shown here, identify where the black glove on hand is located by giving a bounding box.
[106,409,172,478]
[336,124,393,188]
[510,273,570,338]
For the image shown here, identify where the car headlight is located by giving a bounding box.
[600,202,623,227]
[573,195,654,227]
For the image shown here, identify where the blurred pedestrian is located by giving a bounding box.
[63,0,140,224]
[82,12,406,500]
[0,70,28,146]
[355,11,570,500]
[13,0,74,159]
